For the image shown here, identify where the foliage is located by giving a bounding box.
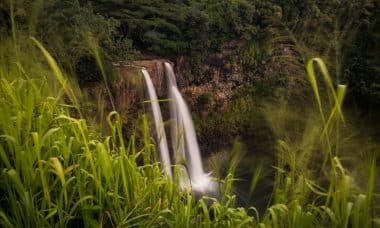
[264,0,380,104]
[37,0,135,73]
[88,0,263,56]
[343,0,380,104]
[0,35,255,227]
[1,32,378,227]
[0,1,379,227]
[195,90,258,152]
[3,0,379,103]
[248,58,380,228]
[0,0,135,84]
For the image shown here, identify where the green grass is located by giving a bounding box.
[0,17,379,228]
[0,35,255,227]
[257,58,379,228]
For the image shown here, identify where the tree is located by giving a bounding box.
[33,0,135,83]
[344,0,380,104]
[0,3,10,34]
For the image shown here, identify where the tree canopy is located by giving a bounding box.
[1,0,379,104]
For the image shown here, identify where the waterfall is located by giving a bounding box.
[142,63,217,196]
[164,63,185,162]
[142,69,172,179]
[165,63,217,195]
[171,86,217,193]
[165,63,189,188]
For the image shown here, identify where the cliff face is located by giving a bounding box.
[81,38,307,151]
[121,59,169,97]
[105,52,246,117]
[81,59,170,124]
[83,38,306,117]
[175,40,246,108]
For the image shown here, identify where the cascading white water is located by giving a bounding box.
[164,63,216,194]
[142,63,217,195]
[165,63,190,189]
[171,86,217,194]
[142,69,172,179]
[164,63,186,164]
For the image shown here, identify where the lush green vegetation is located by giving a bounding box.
[1,0,379,102]
[85,0,380,104]
[1,37,378,226]
[0,0,379,227]
[0,33,254,227]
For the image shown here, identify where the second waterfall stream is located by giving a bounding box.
[142,63,217,197]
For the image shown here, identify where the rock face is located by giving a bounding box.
[173,40,247,113]
[81,59,172,129]
[113,59,170,118]
[81,36,307,138]
[119,59,169,97]
[110,55,244,116]
[179,62,244,112]
[90,40,260,127]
